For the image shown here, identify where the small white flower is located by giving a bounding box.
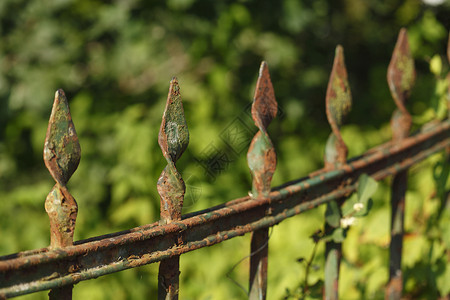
[353,202,364,212]
[340,217,356,228]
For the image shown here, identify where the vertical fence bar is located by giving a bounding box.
[43,89,81,300]
[385,28,415,300]
[157,78,189,300]
[323,45,352,300]
[247,62,277,300]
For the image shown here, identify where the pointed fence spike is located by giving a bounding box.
[251,62,278,133]
[387,28,415,129]
[157,77,189,300]
[44,89,81,186]
[325,45,352,168]
[157,77,189,223]
[247,62,277,300]
[247,61,277,198]
[158,78,189,164]
[43,89,79,299]
[43,89,80,249]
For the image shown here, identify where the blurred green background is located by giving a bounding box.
[0,0,449,299]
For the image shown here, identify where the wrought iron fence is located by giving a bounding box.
[1,28,449,300]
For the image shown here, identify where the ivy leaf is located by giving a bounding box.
[353,198,373,217]
[332,227,347,243]
[325,200,341,228]
[357,174,378,205]
[341,194,358,217]
[341,174,377,217]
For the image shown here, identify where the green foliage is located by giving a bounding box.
[342,173,378,218]
[0,0,449,299]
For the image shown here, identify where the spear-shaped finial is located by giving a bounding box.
[388,28,415,141]
[43,89,80,249]
[247,61,277,198]
[325,45,352,168]
[157,78,189,223]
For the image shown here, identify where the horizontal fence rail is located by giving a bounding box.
[1,28,449,299]
[0,119,449,298]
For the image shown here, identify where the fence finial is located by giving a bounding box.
[325,45,352,168]
[157,77,189,223]
[247,61,277,198]
[388,28,415,141]
[44,89,80,249]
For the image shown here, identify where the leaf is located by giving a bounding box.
[332,227,347,243]
[325,200,340,228]
[429,54,442,76]
[341,174,377,217]
[353,198,373,217]
[357,174,378,206]
[341,194,358,217]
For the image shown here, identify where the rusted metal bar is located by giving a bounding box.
[157,78,189,300]
[43,89,81,300]
[247,62,277,300]
[1,116,448,298]
[323,45,352,300]
[385,28,415,300]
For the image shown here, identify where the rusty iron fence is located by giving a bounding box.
[1,28,449,300]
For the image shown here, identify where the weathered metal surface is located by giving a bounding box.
[325,45,352,169]
[157,78,188,300]
[386,28,415,300]
[1,117,448,299]
[43,89,80,300]
[249,228,268,300]
[247,62,277,198]
[323,45,352,300]
[247,62,277,300]
[44,89,81,186]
